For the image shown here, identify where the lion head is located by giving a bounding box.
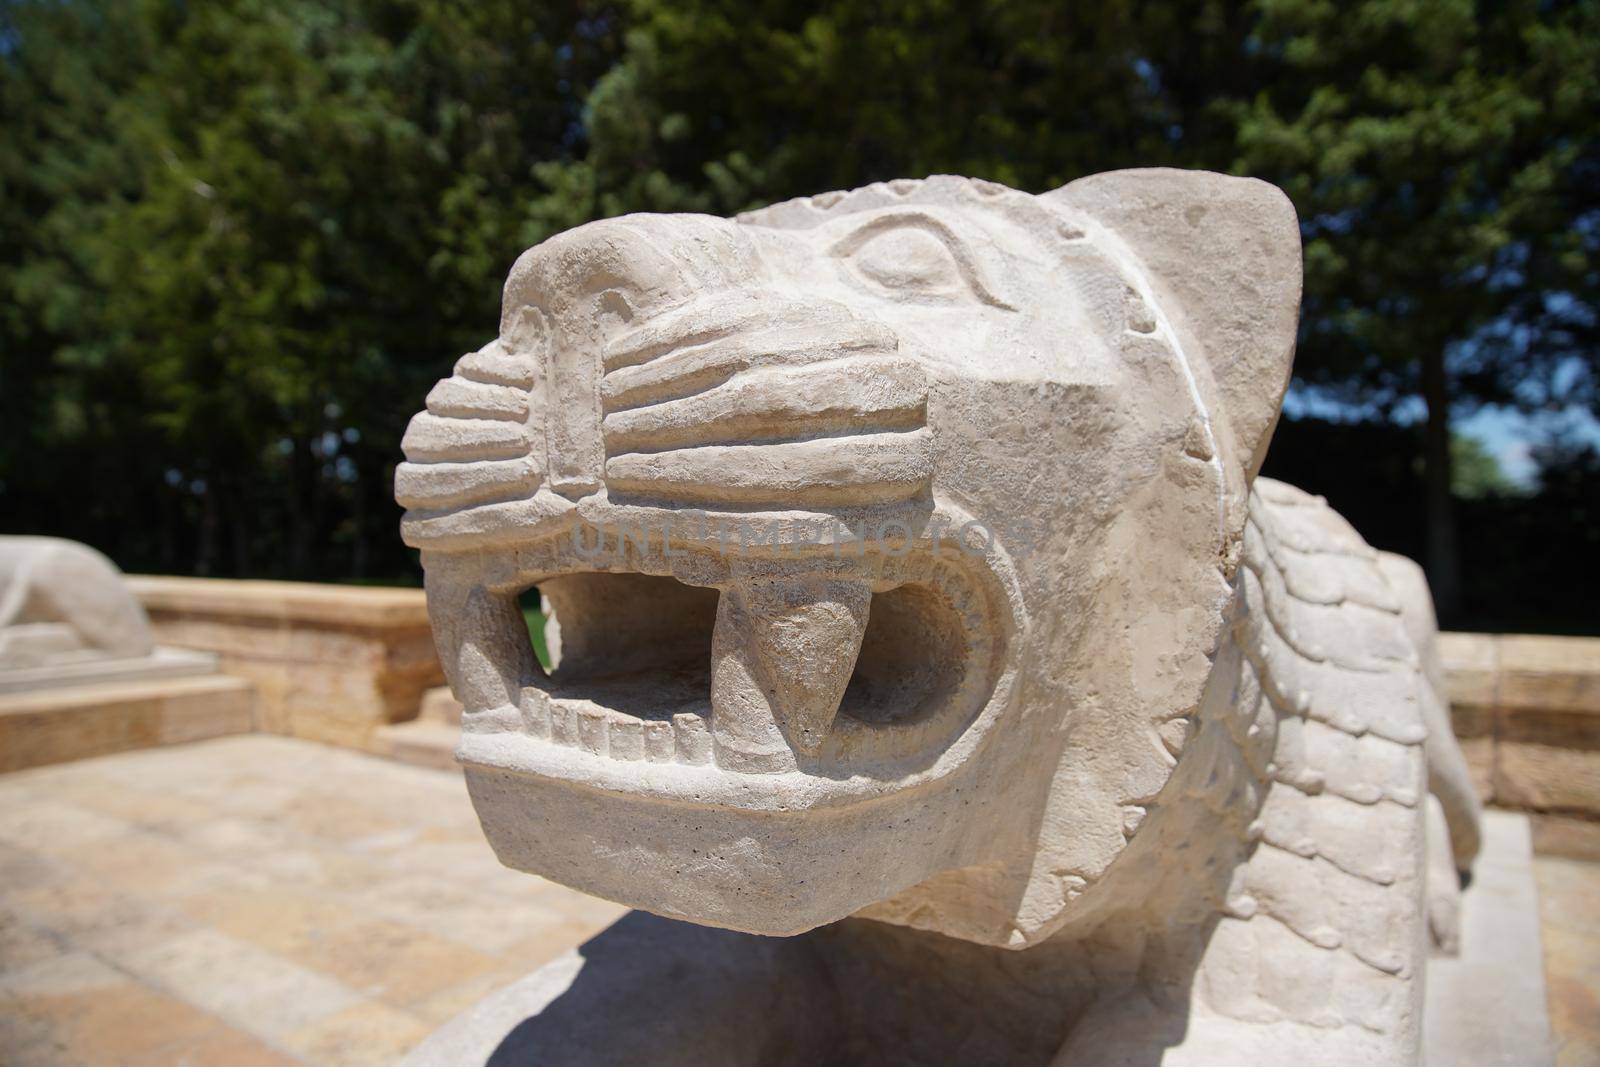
[396,169,1301,947]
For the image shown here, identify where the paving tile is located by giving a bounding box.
[409,955,552,1028]
[386,837,510,881]
[246,843,400,895]
[0,906,69,971]
[0,736,727,1065]
[0,950,282,1067]
[54,779,214,835]
[315,919,502,1009]
[529,882,630,928]
[501,918,618,972]
[352,873,571,956]
[173,813,303,862]
[115,927,362,1043]
[0,946,123,996]
[5,879,198,958]
[0,838,70,895]
[0,762,85,803]
[0,799,130,856]
[52,827,218,896]
[1537,856,1600,938]
[137,1026,305,1067]
[281,999,435,1067]
[0,952,147,1065]
[1536,855,1600,1067]
[176,884,496,1005]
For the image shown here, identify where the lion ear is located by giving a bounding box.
[1044,168,1302,485]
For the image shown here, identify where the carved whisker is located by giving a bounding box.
[603,430,933,507]
[602,290,858,373]
[601,356,927,455]
[400,412,532,464]
[600,319,899,414]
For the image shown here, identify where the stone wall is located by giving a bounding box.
[1441,632,1600,816]
[127,577,444,753]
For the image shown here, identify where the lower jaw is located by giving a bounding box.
[459,752,981,936]
[458,552,1009,784]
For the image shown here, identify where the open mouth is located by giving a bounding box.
[455,535,1006,797]
[441,526,1018,934]
[401,284,1016,803]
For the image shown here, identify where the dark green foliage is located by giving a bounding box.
[2,0,626,577]
[1262,418,1600,633]
[1,0,1595,630]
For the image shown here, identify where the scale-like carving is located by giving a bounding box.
[396,169,1479,1065]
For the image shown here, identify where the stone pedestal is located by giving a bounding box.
[0,645,218,695]
[0,536,254,769]
[0,673,254,772]
[378,684,465,771]
[127,576,444,752]
[1440,633,1600,815]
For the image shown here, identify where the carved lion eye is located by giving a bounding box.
[850,227,965,297]
[828,211,1014,309]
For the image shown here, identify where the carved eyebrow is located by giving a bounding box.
[825,209,1016,311]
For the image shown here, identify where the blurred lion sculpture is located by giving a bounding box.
[395,169,1481,1065]
[0,536,155,671]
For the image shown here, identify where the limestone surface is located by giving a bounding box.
[396,169,1484,1063]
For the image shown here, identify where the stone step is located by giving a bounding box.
[0,645,219,695]
[418,685,463,725]
[0,673,255,772]
[379,718,461,772]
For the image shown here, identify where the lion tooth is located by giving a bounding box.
[518,687,552,740]
[461,704,520,739]
[673,708,713,764]
[576,707,608,756]
[644,720,675,763]
[608,716,644,760]
[710,576,870,762]
[708,621,794,773]
[550,702,579,746]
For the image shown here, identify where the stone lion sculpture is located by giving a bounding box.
[395,169,1481,1064]
[0,536,155,670]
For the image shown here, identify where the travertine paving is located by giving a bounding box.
[0,736,625,1066]
[1536,851,1600,1067]
[0,736,1596,1065]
